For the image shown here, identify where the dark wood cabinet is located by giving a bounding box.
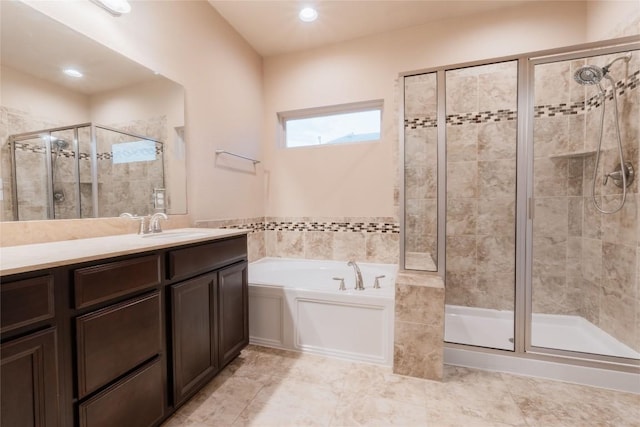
[78,357,164,427]
[170,273,219,404]
[0,328,59,427]
[219,262,249,367]
[76,291,162,397]
[0,234,248,427]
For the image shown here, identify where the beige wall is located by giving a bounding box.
[586,0,640,40]
[24,0,264,222]
[1,65,90,124]
[262,1,588,219]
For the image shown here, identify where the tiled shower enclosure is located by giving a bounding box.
[403,42,639,365]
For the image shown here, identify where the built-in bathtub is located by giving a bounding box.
[248,258,398,366]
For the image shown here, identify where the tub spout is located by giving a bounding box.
[347,260,365,291]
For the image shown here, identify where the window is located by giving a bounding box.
[279,100,383,148]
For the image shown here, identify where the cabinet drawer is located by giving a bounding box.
[168,235,247,280]
[78,357,164,427]
[76,291,162,398]
[1,275,54,334]
[74,255,161,309]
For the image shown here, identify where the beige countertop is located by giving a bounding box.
[0,228,248,276]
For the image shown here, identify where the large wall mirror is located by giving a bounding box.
[0,1,186,221]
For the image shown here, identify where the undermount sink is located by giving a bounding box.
[141,230,209,239]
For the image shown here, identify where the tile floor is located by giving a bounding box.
[162,345,639,427]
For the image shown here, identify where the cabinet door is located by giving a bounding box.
[1,328,59,427]
[171,272,218,405]
[218,262,249,367]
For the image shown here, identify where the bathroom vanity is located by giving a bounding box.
[0,229,249,427]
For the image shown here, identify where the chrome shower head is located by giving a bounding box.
[574,65,604,85]
[52,138,69,150]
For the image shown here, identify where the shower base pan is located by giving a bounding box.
[444,305,639,393]
[444,304,640,359]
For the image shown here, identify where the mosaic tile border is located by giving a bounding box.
[405,70,639,128]
[10,143,164,161]
[200,219,401,234]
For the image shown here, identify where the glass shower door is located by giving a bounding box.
[444,60,518,350]
[530,48,640,360]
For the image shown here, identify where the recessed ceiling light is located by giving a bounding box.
[63,68,83,78]
[91,0,132,16]
[299,7,318,23]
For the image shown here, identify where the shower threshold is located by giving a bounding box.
[444,305,640,360]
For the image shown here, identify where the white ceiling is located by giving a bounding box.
[208,0,535,57]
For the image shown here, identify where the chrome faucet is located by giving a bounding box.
[149,212,168,233]
[120,212,149,235]
[347,260,365,291]
[120,212,168,234]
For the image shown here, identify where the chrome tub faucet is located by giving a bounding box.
[347,260,365,291]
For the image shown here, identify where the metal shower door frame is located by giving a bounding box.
[522,40,640,366]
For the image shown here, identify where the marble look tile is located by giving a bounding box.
[446,198,477,236]
[567,197,583,237]
[446,123,477,162]
[163,345,640,427]
[234,377,340,427]
[533,116,570,158]
[582,196,603,239]
[332,231,366,261]
[534,61,571,106]
[478,71,517,113]
[304,231,333,260]
[602,242,636,296]
[477,235,515,274]
[532,275,572,315]
[534,157,568,197]
[447,160,477,198]
[444,272,477,307]
[504,373,639,427]
[404,128,429,168]
[533,196,568,237]
[446,236,476,274]
[582,237,603,281]
[566,236,582,279]
[331,394,428,426]
[276,230,304,258]
[477,120,517,161]
[478,160,516,199]
[476,272,515,311]
[405,166,436,199]
[395,283,444,325]
[342,363,428,406]
[446,75,478,114]
[180,376,265,426]
[602,194,637,246]
[532,235,567,276]
[476,197,515,237]
[247,232,265,262]
[599,286,638,352]
[365,233,399,263]
[395,271,443,289]
[404,74,437,117]
[393,321,443,381]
